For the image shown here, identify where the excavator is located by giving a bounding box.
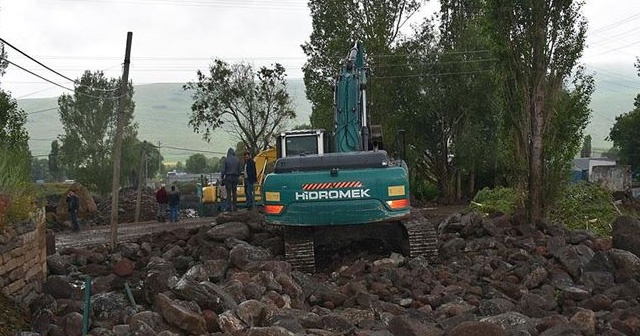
[261,41,438,272]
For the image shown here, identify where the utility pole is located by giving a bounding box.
[134,141,146,223]
[157,141,162,176]
[109,32,132,250]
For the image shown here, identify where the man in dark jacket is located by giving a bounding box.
[221,147,242,211]
[168,185,180,222]
[66,190,80,232]
[243,151,258,209]
[155,184,168,222]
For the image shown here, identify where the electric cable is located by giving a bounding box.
[0,37,118,92]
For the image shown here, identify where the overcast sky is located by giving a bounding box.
[1,0,640,99]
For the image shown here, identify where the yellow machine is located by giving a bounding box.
[201,147,277,208]
[237,147,277,205]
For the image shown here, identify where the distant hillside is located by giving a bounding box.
[19,66,640,162]
[21,78,311,162]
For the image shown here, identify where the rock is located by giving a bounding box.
[142,257,175,304]
[218,310,246,335]
[90,292,129,322]
[207,222,251,241]
[42,276,75,299]
[236,299,268,327]
[480,312,536,335]
[129,310,168,333]
[171,276,235,313]
[245,326,296,336]
[479,298,515,316]
[59,312,83,336]
[388,315,443,336]
[155,293,206,335]
[228,240,273,269]
[113,258,135,277]
[116,242,143,261]
[612,216,640,258]
[162,245,185,261]
[569,308,596,336]
[447,321,508,336]
[46,254,74,275]
[523,266,548,289]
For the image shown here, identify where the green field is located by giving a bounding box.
[19,67,640,162]
[22,79,311,163]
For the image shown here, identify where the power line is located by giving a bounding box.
[161,145,226,155]
[372,58,497,69]
[374,69,493,79]
[47,0,307,10]
[1,58,75,91]
[0,37,118,93]
[589,13,640,36]
[1,37,78,84]
[27,106,59,115]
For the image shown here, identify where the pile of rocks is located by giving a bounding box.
[30,210,640,335]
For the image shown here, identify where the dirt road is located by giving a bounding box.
[55,217,216,249]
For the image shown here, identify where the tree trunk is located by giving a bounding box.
[528,85,545,223]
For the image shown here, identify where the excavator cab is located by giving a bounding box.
[276,129,329,158]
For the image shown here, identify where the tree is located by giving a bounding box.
[48,140,63,181]
[0,89,30,175]
[185,153,208,173]
[58,70,136,194]
[302,0,423,133]
[0,90,29,154]
[608,96,640,177]
[608,58,640,177]
[580,135,592,158]
[184,61,296,156]
[31,157,50,181]
[0,42,7,78]
[487,0,588,223]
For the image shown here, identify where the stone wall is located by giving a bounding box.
[592,165,632,192]
[0,209,47,304]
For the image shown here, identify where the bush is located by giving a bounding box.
[410,176,440,202]
[549,181,617,237]
[470,186,517,214]
[0,147,36,229]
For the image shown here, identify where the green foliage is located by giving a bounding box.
[302,0,422,132]
[487,0,588,221]
[0,89,29,154]
[608,95,640,176]
[0,147,36,229]
[470,186,517,214]
[184,61,296,154]
[548,181,617,237]
[185,153,208,173]
[410,175,440,202]
[543,68,595,210]
[58,70,137,194]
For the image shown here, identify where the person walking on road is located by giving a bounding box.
[243,151,258,209]
[155,184,168,222]
[168,185,180,222]
[66,190,80,232]
[221,147,242,212]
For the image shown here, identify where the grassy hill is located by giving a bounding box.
[19,68,640,162]
[21,78,311,163]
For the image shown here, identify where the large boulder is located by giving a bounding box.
[612,216,640,258]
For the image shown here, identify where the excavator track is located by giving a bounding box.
[403,211,439,262]
[284,226,316,273]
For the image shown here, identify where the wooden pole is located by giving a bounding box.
[134,144,145,223]
[109,32,132,249]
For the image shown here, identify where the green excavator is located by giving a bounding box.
[261,41,438,272]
